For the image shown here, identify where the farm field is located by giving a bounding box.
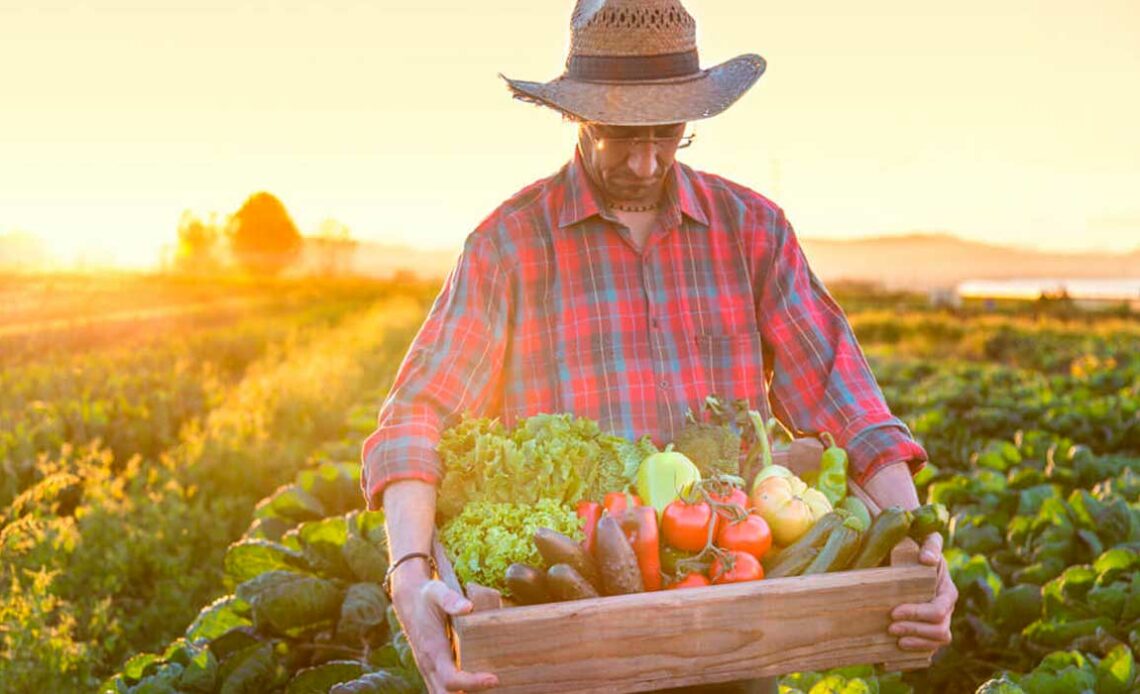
[2,274,1138,693]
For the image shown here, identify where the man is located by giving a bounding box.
[362,1,957,692]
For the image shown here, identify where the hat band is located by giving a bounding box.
[567,49,700,82]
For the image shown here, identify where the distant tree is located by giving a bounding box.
[310,218,358,277]
[225,192,302,276]
[173,211,223,274]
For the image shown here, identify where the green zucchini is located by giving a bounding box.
[802,518,864,575]
[765,546,819,578]
[781,512,844,556]
[850,507,913,569]
[908,503,949,541]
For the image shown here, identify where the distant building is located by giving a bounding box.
[955,279,1140,311]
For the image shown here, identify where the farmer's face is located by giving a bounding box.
[578,123,686,205]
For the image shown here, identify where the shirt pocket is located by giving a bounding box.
[693,331,769,412]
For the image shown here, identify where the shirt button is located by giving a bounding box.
[651,318,659,328]
[659,379,669,389]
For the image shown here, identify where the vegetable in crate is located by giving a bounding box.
[504,564,549,605]
[619,505,663,591]
[802,512,865,575]
[546,564,601,601]
[668,573,711,589]
[575,500,603,554]
[594,515,645,595]
[636,445,702,517]
[908,502,950,541]
[750,473,831,546]
[715,513,772,560]
[813,432,848,506]
[662,498,715,552]
[710,550,764,584]
[850,507,912,569]
[533,527,601,590]
[438,498,581,596]
[435,414,644,520]
[671,396,744,476]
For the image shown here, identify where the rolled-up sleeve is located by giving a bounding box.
[360,233,510,510]
[754,208,927,485]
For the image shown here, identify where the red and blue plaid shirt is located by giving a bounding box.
[362,150,927,509]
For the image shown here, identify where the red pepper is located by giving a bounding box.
[576,500,602,554]
[620,505,663,591]
[604,491,642,516]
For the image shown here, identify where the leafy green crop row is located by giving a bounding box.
[0,292,430,691]
[0,294,382,508]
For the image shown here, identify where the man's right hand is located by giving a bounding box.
[392,574,499,694]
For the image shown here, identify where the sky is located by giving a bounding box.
[1,0,1139,268]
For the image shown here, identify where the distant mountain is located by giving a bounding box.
[798,233,1140,290]
[338,233,1140,291]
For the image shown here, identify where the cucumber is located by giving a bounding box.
[533,527,601,590]
[850,507,913,569]
[765,546,819,578]
[908,503,949,541]
[504,563,549,605]
[594,516,644,595]
[545,564,600,601]
[802,519,863,575]
[780,512,843,556]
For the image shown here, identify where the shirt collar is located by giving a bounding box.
[557,148,710,229]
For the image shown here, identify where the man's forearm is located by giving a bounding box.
[860,461,922,512]
[382,479,439,587]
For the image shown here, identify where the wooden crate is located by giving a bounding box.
[435,439,939,694]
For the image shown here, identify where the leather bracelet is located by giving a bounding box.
[382,552,438,601]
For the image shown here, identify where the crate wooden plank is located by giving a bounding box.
[453,563,937,694]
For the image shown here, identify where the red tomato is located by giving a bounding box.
[715,513,772,560]
[711,487,750,533]
[662,499,714,552]
[666,572,711,590]
[710,550,764,584]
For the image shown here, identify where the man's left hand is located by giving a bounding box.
[888,532,957,652]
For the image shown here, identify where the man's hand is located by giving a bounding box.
[392,575,499,694]
[888,532,957,652]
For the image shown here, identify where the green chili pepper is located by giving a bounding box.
[816,432,848,506]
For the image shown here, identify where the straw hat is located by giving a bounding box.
[501,0,766,126]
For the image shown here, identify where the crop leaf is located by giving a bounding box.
[218,642,281,694]
[1096,644,1137,694]
[337,582,389,644]
[224,539,311,585]
[254,484,326,523]
[285,661,368,694]
[236,570,344,634]
[328,669,422,694]
[186,595,252,642]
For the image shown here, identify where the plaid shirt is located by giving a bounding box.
[362,150,927,509]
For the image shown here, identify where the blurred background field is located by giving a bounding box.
[1,271,1137,692]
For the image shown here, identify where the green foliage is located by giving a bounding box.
[0,287,432,692]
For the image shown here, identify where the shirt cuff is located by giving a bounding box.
[360,422,444,511]
[842,417,928,486]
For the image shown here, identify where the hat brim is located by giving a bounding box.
[501,54,765,126]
